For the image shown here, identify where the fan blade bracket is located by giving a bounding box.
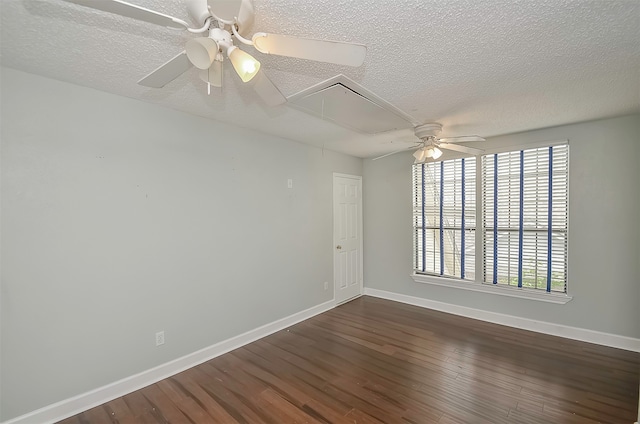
[251,32,270,52]
[252,33,366,67]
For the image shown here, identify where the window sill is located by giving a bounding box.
[411,273,573,304]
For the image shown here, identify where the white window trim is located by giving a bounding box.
[411,273,572,304]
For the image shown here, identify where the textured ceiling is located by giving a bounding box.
[1,0,639,158]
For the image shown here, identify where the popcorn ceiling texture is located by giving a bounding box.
[1,0,638,157]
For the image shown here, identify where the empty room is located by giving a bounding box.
[1,0,639,423]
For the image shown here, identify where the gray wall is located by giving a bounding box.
[364,114,640,339]
[0,68,362,421]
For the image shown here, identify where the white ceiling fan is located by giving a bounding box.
[64,0,367,106]
[372,123,485,162]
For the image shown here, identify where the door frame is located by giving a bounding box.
[332,173,364,305]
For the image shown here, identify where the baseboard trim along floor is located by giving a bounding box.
[2,299,336,424]
[364,287,640,353]
[6,290,638,423]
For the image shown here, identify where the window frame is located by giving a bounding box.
[411,139,572,304]
[412,157,477,280]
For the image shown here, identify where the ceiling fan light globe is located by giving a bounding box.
[186,37,219,70]
[228,46,261,82]
[242,60,257,74]
[413,147,428,162]
[432,147,443,159]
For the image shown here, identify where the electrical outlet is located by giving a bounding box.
[155,331,165,346]
[324,281,328,290]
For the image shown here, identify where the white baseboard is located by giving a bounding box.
[2,299,336,424]
[364,288,640,353]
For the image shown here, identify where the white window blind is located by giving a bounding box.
[482,145,568,292]
[413,158,476,279]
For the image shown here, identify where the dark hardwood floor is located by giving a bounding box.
[59,296,640,423]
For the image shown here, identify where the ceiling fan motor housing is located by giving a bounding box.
[210,27,232,49]
[414,123,443,140]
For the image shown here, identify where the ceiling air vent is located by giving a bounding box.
[287,75,416,134]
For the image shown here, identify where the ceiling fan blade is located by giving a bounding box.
[138,51,192,88]
[64,0,188,29]
[439,143,484,155]
[252,33,366,67]
[207,0,243,21]
[371,147,415,161]
[438,135,486,143]
[198,60,223,88]
[250,70,286,106]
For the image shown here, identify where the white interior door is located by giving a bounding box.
[333,173,363,304]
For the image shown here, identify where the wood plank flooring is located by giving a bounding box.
[58,296,640,423]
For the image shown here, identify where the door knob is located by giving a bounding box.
[336,245,342,250]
